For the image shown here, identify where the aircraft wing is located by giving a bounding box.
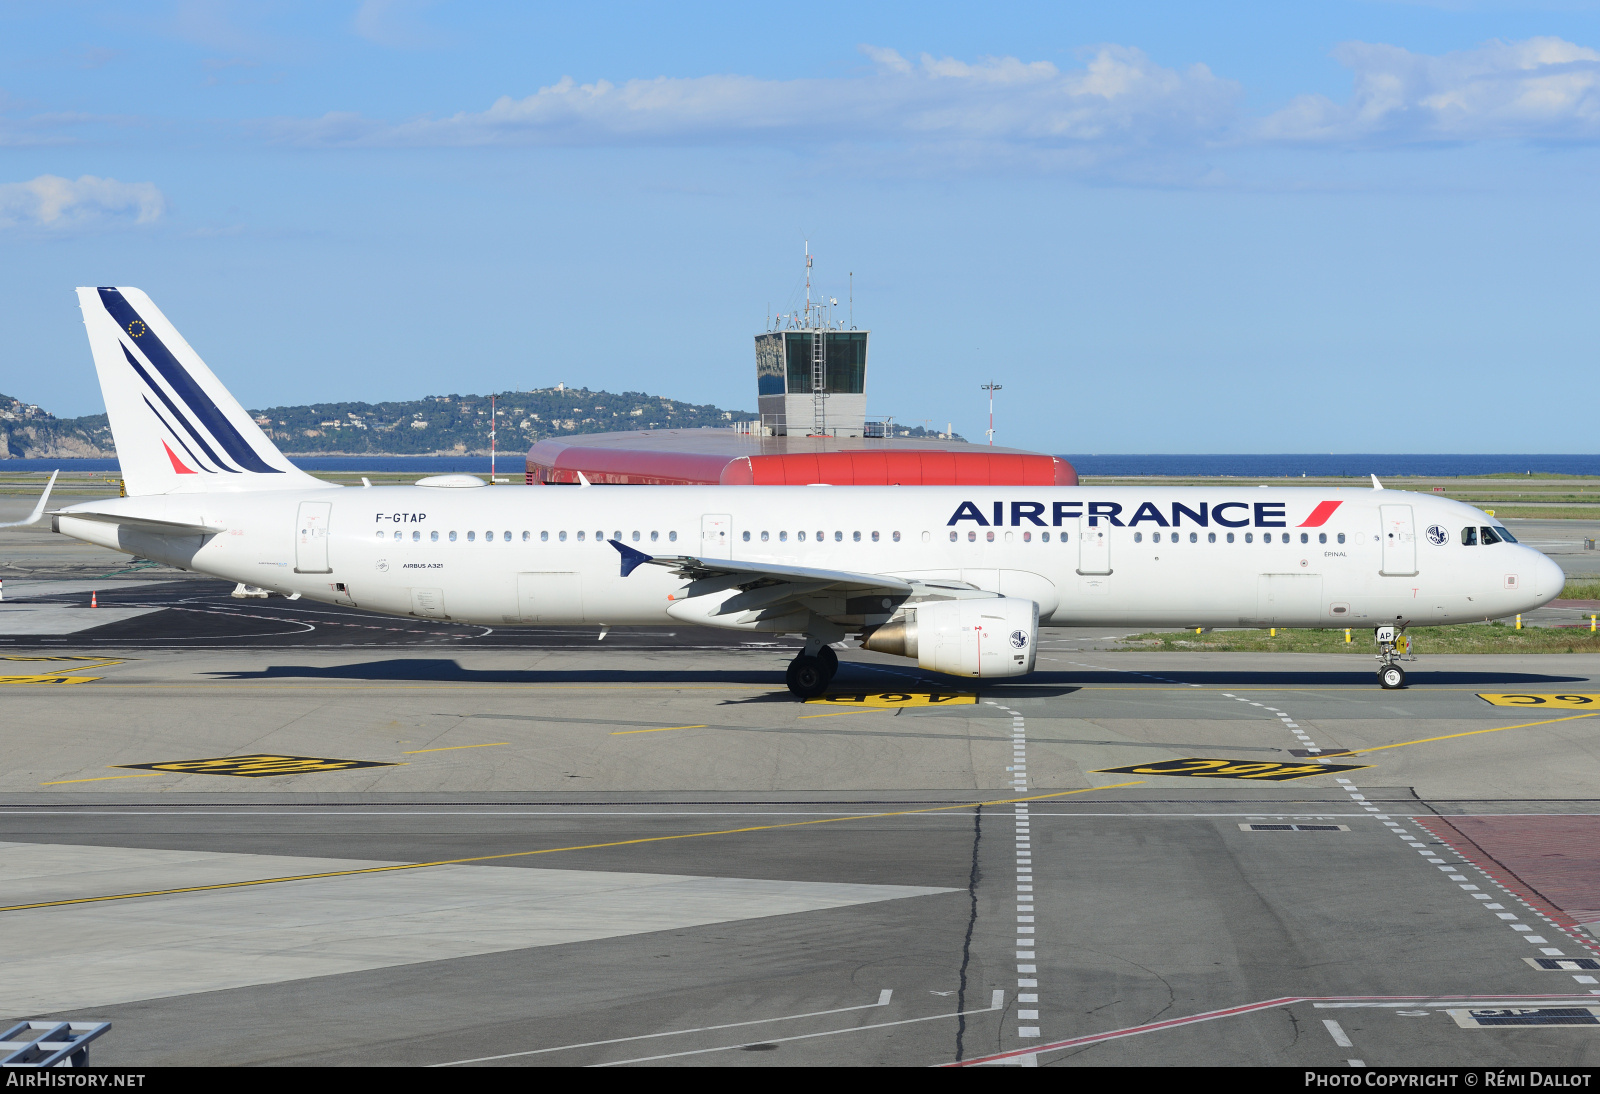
[0,470,58,529]
[609,540,916,595]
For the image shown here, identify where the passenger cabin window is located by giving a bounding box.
[779,531,788,542]
[761,531,769,542]
[949,531,957,542]
[742,531,751,542]
[1208,532,1216,543]
[852,531,861,542]
[375,531,384,540]
[559,531,566,542]
[632,531,641,542]
[1244,533,1253,543]
[1300,533,1309,544]
[1462,527,1478,545]
[968,531,977,542]
[1041,532,1050,542]
[467,531,476,542]
[431,531,439,542]
[833,531,842,542]
[1134,532,1143,543]
[798,531,807,542]
[1226,533,1234,543]
[412,531,420,542]
[1337,533,1346,544]
[650,531,659,541]
[1022,531,1031,542]
[669,531,678,542]
[541,531,549,542]
[986,530,995,542]
[449,531,458,542]
[1480,526,1501,545]
[1318,533,1326,544]
[1189,532,1197,543]
[522,531,530,542]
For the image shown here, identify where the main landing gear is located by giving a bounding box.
[786,644,839,699]
[1374,625,1413,690]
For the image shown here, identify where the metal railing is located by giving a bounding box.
[1,1021,111,1067]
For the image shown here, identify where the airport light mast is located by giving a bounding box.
[982,381,1002,446]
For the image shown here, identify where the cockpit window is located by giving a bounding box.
[1480,526,1501,545]
[1461,526,1478,546]
[1493,526,1516,543]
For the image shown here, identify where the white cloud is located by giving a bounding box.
[273,44,1241,156]
[0,175,165,229]
[1259,36,1600,142]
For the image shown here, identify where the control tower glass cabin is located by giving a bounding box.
[753,330,868,437]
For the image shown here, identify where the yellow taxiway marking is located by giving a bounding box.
[805,691,977,707]
[402,742,509,754]
[0,781,1146,914]
[1478,693,1600,709]
[1313,711,1600,760]
[798,708,898,720]
[610,725,708,735]
[39,772,167,786]
[0,675,106,685]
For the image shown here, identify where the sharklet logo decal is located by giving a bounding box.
[162,439,198,474]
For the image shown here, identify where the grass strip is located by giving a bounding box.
[1120,622,1600,654]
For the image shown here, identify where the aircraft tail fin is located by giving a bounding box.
[75,287,330,496]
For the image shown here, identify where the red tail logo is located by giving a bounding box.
[162,440,198,474]
[1298,500,1342,527]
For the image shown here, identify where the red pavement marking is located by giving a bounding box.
[945,994,1600,1067]
[1414,816,1600,951]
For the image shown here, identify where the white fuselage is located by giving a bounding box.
[57,485,1563,631]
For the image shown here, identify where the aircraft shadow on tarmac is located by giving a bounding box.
[206,659,787,684]
[202,660,1587,688]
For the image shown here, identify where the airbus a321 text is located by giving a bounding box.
[10,287,1564,695]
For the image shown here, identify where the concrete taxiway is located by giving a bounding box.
[2,498,1599,1066]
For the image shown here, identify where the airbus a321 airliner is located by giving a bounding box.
[4,288,1564,695]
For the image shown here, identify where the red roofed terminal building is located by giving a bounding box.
[524,269,1075,487]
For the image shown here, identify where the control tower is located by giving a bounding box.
[754,245,867,438]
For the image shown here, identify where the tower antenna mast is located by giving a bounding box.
[982,381,1002,446]
[804,240,812,326]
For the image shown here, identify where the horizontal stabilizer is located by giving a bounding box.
[53,510,225,537]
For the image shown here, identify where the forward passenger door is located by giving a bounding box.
[1379,504,1418,576]
[1077,514,1110,574]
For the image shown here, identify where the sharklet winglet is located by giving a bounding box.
[609,539,653,577]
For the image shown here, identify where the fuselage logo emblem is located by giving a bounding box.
[1426,525,1448,546]
[1010,630,1028,649]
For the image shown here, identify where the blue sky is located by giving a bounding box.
[4,1,1600,453]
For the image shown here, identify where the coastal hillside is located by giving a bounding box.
[1,386,954,459]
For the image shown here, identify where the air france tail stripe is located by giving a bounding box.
[1298,500,1343,528]
[97,288,281,475]
[126,348,239,473]
[141,394,217,473]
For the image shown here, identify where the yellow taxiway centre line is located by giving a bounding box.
[1313,711,1600,759]
[0,781,1146,914]
[610,725,708,735]
[40,772,167,786]
[797,708,898,720]
[401,743,509,754]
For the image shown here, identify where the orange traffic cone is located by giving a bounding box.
[91,591,98,608]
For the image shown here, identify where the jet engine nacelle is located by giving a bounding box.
[864,597,1038,679]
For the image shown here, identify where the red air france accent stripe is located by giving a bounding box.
[1298,500,1342,527]
[162,439,197,474]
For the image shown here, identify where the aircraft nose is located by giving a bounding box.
[1535,550,1566,603]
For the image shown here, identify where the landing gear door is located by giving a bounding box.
[701,513,733,560]
[294,501,332,574]
[1379,504,1417,576]
[1077,513,1110,574]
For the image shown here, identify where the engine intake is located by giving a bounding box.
[863,597,1038,678]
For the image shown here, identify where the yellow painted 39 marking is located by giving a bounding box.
[1478,694,1600,709]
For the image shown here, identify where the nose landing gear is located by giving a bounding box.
[1374,625,1413,689]
[786,643,840,699]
